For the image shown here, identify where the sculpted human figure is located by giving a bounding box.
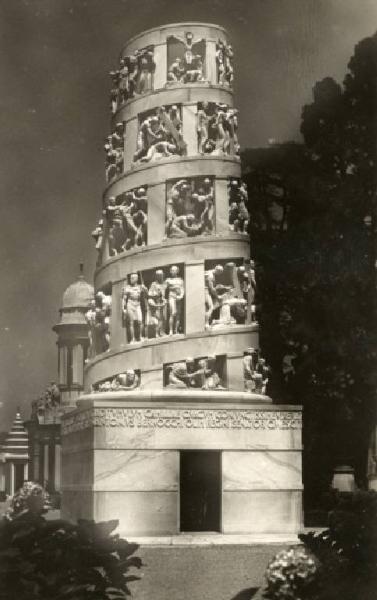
[85,299,97,359]
[122,273,147,343]
[137,49,155,94]
[166,213,202,238]
[134,115,160,162]
[216,40,226,85]
[167,57,184,82]
[204,264,224,327]
[118,59,130,103]
[224,43,234,86]
[229,179,250,233]
[192,178,214,234]
[205,263,237,326]
[167,32,205,84]
[165,265,184,335]
[201,356,225,390]
[214,107,229,153]
[197,102,209,153]
[167,361,189,388]
[256,357,270,394]
[216,40,234,87]
[92,219,104,263]
[104,197,125,255]
[127,54,139,97]
[94,292,111,354]
[116,370,140,390]
[243,347,258,392]
[148,270,167,338]
[109,70,120,113]
[104,123,124,181]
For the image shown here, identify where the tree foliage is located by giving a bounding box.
[242,32,377,507]
[0,512,142,600]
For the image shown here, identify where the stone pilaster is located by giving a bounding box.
[184,260,205,334]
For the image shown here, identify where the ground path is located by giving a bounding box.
[130,544,287,600]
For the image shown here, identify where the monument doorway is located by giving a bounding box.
[180,450,221,532]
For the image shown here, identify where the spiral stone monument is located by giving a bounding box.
[61,23,303,539]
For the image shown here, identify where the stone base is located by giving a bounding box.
[61,391,302,538]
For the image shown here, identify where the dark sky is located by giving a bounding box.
[0,0,375,430]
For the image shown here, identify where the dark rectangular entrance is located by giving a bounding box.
[180,450,221,532]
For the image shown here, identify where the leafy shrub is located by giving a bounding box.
[300,490,377,577]
[5,481,50,520]
[263,546,319,600]
[299,490,377,600]
[0,512,142,599]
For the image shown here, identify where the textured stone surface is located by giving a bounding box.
[93,449,179,491]
[93,490,179,535]
[222,451,302,490]
[222,491,302,534]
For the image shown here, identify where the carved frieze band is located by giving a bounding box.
[62,407,302,434]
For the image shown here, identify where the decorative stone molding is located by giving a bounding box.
[62,407,302,434]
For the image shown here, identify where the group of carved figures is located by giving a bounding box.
[92,177,251,262]
[104,122,124,182]
[166,178,214,238]
[197,102,239,156]
[108,35,234,113]
[167,32,206,83]
[133,105,186,164]
[85,291,112,358]
[229,179,250,234]
[122,266,184,343]
[205,261,256,328]
[31,382,60,418]
[166,356,225,390]
[105,187,147,255]
[216,40,234,87]
[91,348,270,395]
[94,370,140,392]
[243,348,270,395]
[110,46,155,113]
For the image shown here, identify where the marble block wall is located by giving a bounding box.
[61,398,302,536]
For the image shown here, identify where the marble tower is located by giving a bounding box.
[61,23,303,539]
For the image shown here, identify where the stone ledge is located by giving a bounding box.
[121,22,228,53]
[95,233,249,279]
[123,533,302,546]
[112,84,233,123]
[84,324,258,371]
[103,154,240,196]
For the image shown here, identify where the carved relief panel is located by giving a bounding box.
[92,370,141,392]
[85,287,112,359]
[215,40,234,87]
[121,263,185,343]
[164,354,226,390]
[109,46,156,113]
[243,348,270,395]
[104,186,148,256]
[104,122,125,182]
[228,178,250,234]
[166,32,206,84]
[204,258,256,328]
[165,176,214,238]
[197,102,239,156]
[133,104,187,165]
